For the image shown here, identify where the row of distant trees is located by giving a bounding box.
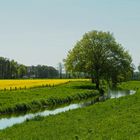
[132,64,140,80]
[0,56,89,79]
[0,57,59,79]
[26,65,58,78]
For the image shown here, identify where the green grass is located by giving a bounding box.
[0,81,99,114]
[0,81,140,139]
[118,80,140,90]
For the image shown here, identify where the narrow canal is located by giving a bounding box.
[0,89,136,130]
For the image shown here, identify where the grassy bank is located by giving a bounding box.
[118,80,140,90]
[0,81,99,114]
[0,81,140,139]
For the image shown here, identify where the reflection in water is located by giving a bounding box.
[0,89,136,130]
[108,89,136,99]
[0,102,92,130]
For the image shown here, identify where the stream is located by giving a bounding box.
[0,89,136,130]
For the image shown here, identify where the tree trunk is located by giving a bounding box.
[95,70,100,90]
[95,78,99,90]
[91,73,94,83]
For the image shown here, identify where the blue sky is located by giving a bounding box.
[0,0,140,68]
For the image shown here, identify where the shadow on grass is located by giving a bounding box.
[72,85,96,90]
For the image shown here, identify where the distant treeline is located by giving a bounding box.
[0,57,58,79]
[130,64,140,81]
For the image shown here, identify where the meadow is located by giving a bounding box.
[0,80,99,114]
[118,80,140,90]
[0,81,139,139]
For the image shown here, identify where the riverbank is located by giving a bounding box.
[0,81,99,114]
[0,81,139,139]
[118,80,140,90]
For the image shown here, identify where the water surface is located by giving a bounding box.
[108,89,136,98]
[0,89,136,130]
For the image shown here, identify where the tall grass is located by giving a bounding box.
[0,81,98,114]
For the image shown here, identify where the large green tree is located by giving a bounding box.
[64,30,132,89]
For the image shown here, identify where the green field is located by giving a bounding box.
[118,81,140,90]
[0,81,140,139]
[0,81,99,114]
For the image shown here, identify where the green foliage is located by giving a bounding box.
[0,56,59,79]
[0,81,140,139]
[18,64,27,78]
[30,65,58,78]
[64,30,133,89]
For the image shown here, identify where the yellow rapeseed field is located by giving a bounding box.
[0,79,88,90]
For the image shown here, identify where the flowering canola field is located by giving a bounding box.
[0,79,88,90]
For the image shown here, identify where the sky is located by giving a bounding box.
[0,0,140,68]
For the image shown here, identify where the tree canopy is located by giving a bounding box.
[64,30,133,89]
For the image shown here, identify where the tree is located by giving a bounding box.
[18,64,27,78]
[10,60,18,78]
[138,64,140,72]
[0,56,59,79]
[30,65,58,78]
[58,62,63,79]
[64,30,132,89]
